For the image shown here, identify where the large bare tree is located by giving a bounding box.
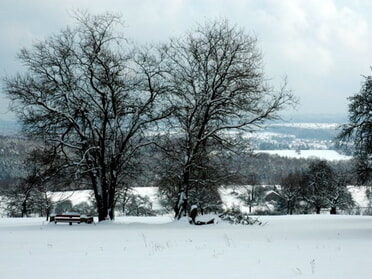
[159,20,296,219]
[3,12,169,221]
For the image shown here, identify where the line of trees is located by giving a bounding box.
[1,146,359,218]
[277,160,354,215]
[3,12,295,221]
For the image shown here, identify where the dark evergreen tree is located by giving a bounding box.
[338,71,372,184]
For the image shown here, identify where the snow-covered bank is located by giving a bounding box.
[1,215,371,279]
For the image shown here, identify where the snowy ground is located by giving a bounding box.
[257,149,351,161]
[1,215,372,279]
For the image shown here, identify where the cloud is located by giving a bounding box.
[257,0,369,75]
[1,0,372,116]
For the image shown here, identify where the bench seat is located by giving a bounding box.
[54,214,81,225]
[50,213,94,225]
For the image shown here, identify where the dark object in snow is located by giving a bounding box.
[189,205,215,225]
[194,218,215,225]
[189,206,198,224]
[80,215,94,224]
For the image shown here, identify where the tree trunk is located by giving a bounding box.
[175,190,188,220]
[97,197,108,222]
[330,207,337,215]
[175,167,191,219]
[288,202,293,215]
[189,206,197,224]
[316,206,321,214]
[21,199,28,217]
[90,171,110,222]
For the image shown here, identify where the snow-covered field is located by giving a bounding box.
[258,149,351,161]
[269,123,340,129]
[1,215,372,279]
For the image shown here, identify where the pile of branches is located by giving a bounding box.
[219,207,263,225]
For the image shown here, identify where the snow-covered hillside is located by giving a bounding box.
[1,215,371,279]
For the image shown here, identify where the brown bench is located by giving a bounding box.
[50,213,94,225]
[54,213,81,225]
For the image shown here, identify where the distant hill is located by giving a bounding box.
[0,113,348,136]
[248,113,349,151]
[0,114,349,152]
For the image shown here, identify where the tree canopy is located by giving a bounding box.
[157,20,295,218]
[3,12,170,221]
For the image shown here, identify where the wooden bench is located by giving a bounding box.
[50,213,94,225]
[54,213,81,225]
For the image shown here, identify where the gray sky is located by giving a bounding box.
[1,0,372,120]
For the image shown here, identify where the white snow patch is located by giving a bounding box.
[348,186,370,208]
[48,190,93,206]
[132,187,163,211]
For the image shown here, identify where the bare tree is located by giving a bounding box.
[2,179,33,217]
[156,138,230,215]
[1,146,65,218]
[303,160,336,214]
[25,146,75,219]
[159,20,295,219]
[327,175,354,215]
[3,12,170,221]
[278,171,304,215]
[237,174,261,214]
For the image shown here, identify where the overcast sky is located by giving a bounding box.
[1,0,372,120]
